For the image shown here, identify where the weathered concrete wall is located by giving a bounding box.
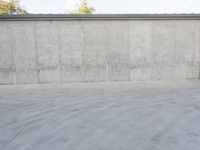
[0,20,200,84]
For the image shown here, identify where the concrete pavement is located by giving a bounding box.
[0,81,200,150]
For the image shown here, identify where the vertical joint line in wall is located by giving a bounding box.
[172,31,175,79]
[128,20,131,81]
[80,21,84,82]
[58,22,62,83]
[199,27,200,80]
[199,31,200,80]
[34,22,39,83]
[197,26,200,80]
[150,23,153,80]
[10,23,16,84]
[106,22,110,81]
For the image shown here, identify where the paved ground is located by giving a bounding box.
[0,81,200,150]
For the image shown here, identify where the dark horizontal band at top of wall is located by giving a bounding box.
[0,14,200,21]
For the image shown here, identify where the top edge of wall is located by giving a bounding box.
[0,14,200,21]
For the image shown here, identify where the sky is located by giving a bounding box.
[20,0,200,14]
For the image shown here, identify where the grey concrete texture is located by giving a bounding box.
[0,20,200,84]
[0,81,200,150]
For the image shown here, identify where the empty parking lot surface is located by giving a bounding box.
[0,81,200,150]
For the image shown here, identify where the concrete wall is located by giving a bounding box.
[0,20,200,84]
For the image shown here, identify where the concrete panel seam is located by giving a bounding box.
[57,22,62,83]
[33,21,39,83]
[10,23,16,84]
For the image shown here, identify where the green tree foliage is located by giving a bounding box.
[72,0,95,14]
[0,0,27,14]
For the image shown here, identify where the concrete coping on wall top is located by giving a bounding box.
[0,14,200,21]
